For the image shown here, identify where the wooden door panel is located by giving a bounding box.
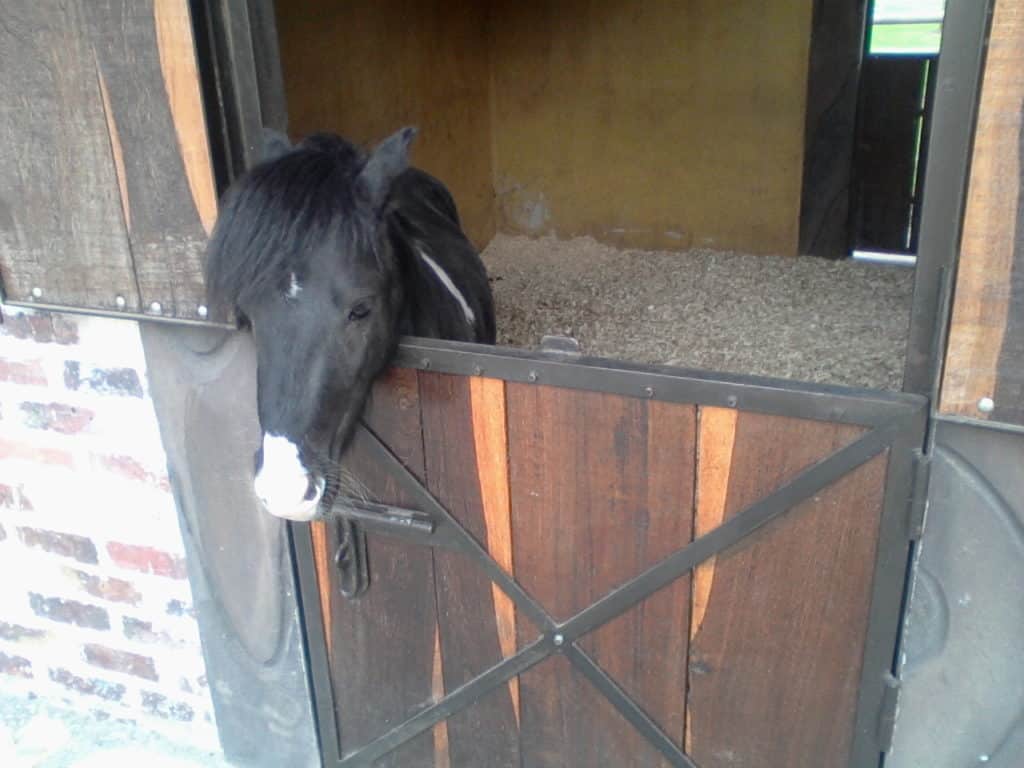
[306,362,910,767]
[687,409,885,768]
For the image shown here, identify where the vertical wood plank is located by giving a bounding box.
[687,412,884,768]
[507,385,695,766]
[419,372,520,767]
[940,0,1024,426]
[315,368,439,766]
[0,1,138,310]
[468,377,520,722]
[86,0,218,319]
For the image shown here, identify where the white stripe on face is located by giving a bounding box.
[417,248,476,326]
[254,434,324,521]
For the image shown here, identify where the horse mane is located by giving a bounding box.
[204,133,377,314]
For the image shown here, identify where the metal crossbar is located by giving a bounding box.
[332,417,904,767]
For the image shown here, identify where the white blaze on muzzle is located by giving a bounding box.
[254,434,325,521]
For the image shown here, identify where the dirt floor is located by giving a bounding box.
[481,234,915,391]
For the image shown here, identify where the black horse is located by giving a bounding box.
[205,127,495,520]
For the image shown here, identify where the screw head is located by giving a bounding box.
[726,395,738,408]
[977,397,995,414]
[149,301,162,314]
[114,295,126,309]
[31,287,42,299]
[527,371,538,382]
[197,304,208,319]
[420,358,431,369]
[552,633,564,647]
[643,386,655,398]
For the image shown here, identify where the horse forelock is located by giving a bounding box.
[204,135,382,313]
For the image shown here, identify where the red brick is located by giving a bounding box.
[29,593,110,630]
[63,362,143,398]
[49,668,125,701]
[106,543,187,579]
[0,652,33,679]
[20,402,94,434]
[0,311,78,345]
[19,528,98,564]
[140,691,194,722]
[0,438,74,467]
[67,568,141,605]
[0,359,46,386]
[122,617,180,646]
[98,455,170,491]
[0,621,47,643]
[83,643,158,682]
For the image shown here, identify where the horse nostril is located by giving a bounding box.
[303,475,324,503]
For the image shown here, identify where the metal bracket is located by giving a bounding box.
[539,334,583,359]
[907,450,932,540]
[333,517,369,599]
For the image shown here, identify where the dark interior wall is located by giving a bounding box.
[798,0,870,258]
[275,1,815,256]
[275,0,495,247]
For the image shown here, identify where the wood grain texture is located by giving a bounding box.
[0,1,138,310]
[309,521,332,661]
[468,376,520,723]
[419,372,520,767]
[506,385,696,766]
[320,368,438,765]
[687,412,884,768]
[86,0,217,320]
[152,0,217,236]
[941,0,1024,426]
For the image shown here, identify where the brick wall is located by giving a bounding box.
[0,307,219,748]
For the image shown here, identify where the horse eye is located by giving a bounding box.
[348,303,371,322]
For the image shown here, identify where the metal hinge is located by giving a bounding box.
[878,673,901,754]
[906,450,931,540]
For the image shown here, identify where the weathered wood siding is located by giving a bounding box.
[940,0,1024,426]
[0,1,220,322]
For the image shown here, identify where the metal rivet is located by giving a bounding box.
[552,633,564,647]
[472,365,483,376]
[726,395,738,408]
[420,358,431,369]
[31,287,42,299]
[197,304,208,319]
[643,386,655,398]
[527,371,538,382]
[114,295,126,309]
[149,301,162,314]
[977,397,995,414]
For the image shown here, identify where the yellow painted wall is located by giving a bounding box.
[275,0,496,247]
[489,0,813,254]
[276,1,813,255]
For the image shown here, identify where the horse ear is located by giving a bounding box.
[261,127,293,162]
[358,126,418,209]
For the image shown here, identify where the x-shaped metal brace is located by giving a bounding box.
[330,418,902,767]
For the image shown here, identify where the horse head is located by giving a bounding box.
[205,127,417,521]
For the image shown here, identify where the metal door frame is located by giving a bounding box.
[292,339,928,767]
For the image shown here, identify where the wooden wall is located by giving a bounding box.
[309,368,891,767]
[276,1,815,255]
[0,0,219,321]
[940,0,1024,427]
[275,0,495,248]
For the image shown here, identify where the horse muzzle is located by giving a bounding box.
[254,433,327,521]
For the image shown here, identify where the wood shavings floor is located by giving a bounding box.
[481,234,915,391]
